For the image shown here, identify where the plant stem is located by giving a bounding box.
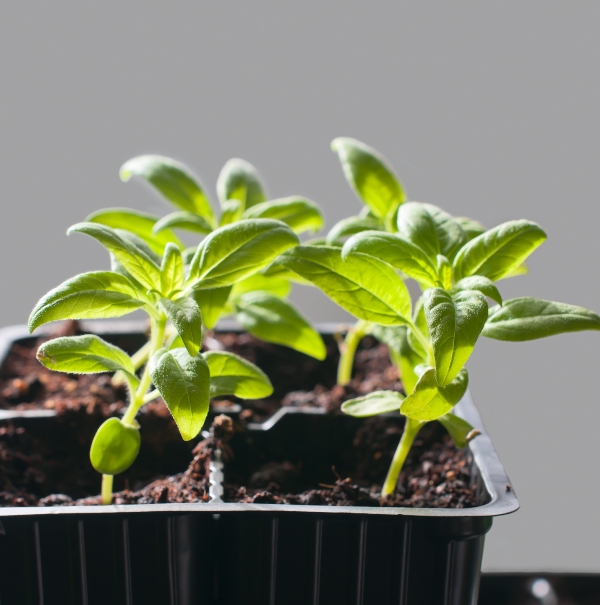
[101,474,113,505]
[381,417,423,497]
[337,320,368,385]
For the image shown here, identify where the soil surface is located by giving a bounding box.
[0,327,479,508]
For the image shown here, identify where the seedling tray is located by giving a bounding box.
[0,322,518,605]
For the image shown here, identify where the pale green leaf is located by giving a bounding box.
[216,158,267,209]
[204,351,273,399]
[438,413,475,448]
[326,215,382,245]
[160,243,185,296]
[341,390,404,418]
[231,273,291,299]
[455,217,486,241]
[452,276,502,306]
[243,197,324,234]
[422,204,468,261]
[219,200,243,226]
[161,297,203,356]
[189,286,232,329]
[153,211,212,235]
[396,202,440,260]
[90,418,141,475]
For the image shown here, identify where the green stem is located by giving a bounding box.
[101,474,113,505]
[337,320,368,385]
[381,418,423,497]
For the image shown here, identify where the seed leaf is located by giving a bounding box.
[243,197,324,234]
[68,222,161,291]
[86,208,183,255]
[482,297,600,341]
[29,271,147,332]
[342,231,441,288]
[453,220,547,282]
[120,155,215,225]
[438,413,475,449]
[204,351,273,399]
[160,297,203,356]
[423,288,488,386]
[234,292,326,360]
[401,367,468,421]
[190,286,232,329]
[278,245,412,325]
[452,276,502,306]
[37,335,136,376]
[153,211,213,235]
[90,418,141,475]
[326,216,383,245]
[149,348,210,441]
[160,243,185,296]
[188,219,299,288]
[332,137,406,219]
[216,158,267,209]
[341,390,404,418]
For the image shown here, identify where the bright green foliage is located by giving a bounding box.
[205,351,273,399]
[341,391,405,418]
[90,418,141,475]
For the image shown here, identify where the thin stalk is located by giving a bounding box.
[381,417,423,497]
[101,474,113,505]
[337,320,368,385]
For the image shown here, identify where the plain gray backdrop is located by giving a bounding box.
[1,2,598,572]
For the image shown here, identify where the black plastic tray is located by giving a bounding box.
[0,321,519,605]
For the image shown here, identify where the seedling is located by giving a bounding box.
[86,155,326,361]
[29,217,299,503]
[277,139,600,497]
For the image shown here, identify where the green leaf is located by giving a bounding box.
[149,348,210,441]
[153,211,213,235]
[231,273,291,299]
[482,297,600,341]
[422,204,468,261]
[29,272,147,332]
[37,335,135,376]
[401,367,468,421]
[437,255,452,290]
[204,351,273,399]
[453,220,547,282]
[190,286,232,329]
[161,297,203,356]
[438,413,475,449]
[160,243,185,296]
[234,292,326,360]
[341,390,404,418]
[331,137,406,219]
[455,217,486,241]
[68,222,161,291]
[219,200,243,226]
[120,155,215,225]
[326,216,383,245]
[243,197,324,234]
[86,208,183,255]
[90,418,141,475]
[499,262,529,280]
[278,246,412,325]
[342,231,440,288]
[423,288,488,386]
[452,276,502,306]
[216,158,267,209]
[188,219,299,288]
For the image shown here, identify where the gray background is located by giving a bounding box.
[1,2,598,572]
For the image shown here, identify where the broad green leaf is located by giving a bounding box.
[438,413,475,448]
[326,216,383,245]
[188,219,299,288]
[243,197,324,234]
[453,220,547,282]
[406,299,430,361]
[234,292,326,359]
[332,137,406,219]
[29,272,147,332]
[341,390,404,418]
[482,297,600,341]
[422,204,468,261]
[498,262,529,280]
[231,273,291,298]
[160,243,185,296]
[153,211,212,235]
[37,335,135,376]
[86,208,183,255]
[190,286,232,329]
[149,348,210,441]
[204,351,273,398]
[396,202,440,260]
[437,255,452,290]
[423,288,488,386]
[161,297,203,356]
[68,222,161,291]
[216,158,267,209]
[452,276,502,306]
[90,418,141,475]
[401,367,468,421]
[278,246,412,325]
[219,200,243,226]
[120,155,215,225]
[455,217,486,241]
[342,231,440,288]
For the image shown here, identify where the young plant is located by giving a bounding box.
[29,217,299,503]
[277,198,600,497]
[86,155,326,361]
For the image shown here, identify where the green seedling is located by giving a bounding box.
[29,217,299,503]
[277,144,600,497]
[87,155,326,363]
